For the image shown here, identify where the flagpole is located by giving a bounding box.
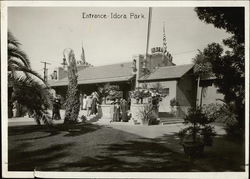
[142,7,152,77]
[146,7,152,59]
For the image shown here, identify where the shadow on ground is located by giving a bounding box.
[8,142,74,171]
[8,122,102,140]
[46,136,203,172]
[8,122,245,172]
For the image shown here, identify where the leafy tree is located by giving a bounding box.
[195,7,244,43]
[63,49,80,124]
[194,7,245,131]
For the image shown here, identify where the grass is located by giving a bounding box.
[8,122,245,172]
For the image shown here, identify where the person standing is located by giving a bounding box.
[90,92,98,115]
[12,101,18,118]
[52,96,61,120]
[120,98,128,122]
[86,95,93,116]
[113,98,120,122]
[80,93,83,110]
[82,94,87,110]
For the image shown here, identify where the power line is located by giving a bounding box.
[172,50,198,56]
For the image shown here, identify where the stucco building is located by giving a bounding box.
[48,37,224,118]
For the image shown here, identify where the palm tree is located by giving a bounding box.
[8,31,44,82]
[193,50,213,107]
[8,31,52,124]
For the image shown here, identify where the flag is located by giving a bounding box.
[163,22,167,54]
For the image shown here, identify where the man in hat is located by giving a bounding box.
[52,95,61,120]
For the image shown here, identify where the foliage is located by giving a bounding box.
[129,87,151,100]
[150,82,162,93]
[194,7,245,132]
[195,7,244,43]
[64,49,80,124]
[192,50,213,77]
[203,102,243,138]
[8,31,52,124]
[80,115,87,123]
[8,31,44,82]
[202,103,223,122]
[138,103,158,125]
[170,98,179,107]
[178,107,216,146]
[97,83,120,102]
[170,98,179,117]
[11,76,53,125]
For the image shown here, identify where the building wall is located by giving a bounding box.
[176,72,197,116]
[198,80,224,105]
[141,80,177,113]
[133,52,174,87]
[148,53,174,71]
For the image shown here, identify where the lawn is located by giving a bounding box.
[8,122,245,172]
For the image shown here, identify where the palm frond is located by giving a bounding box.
[8,31,21,48]
[193,50,213,76]
[11,65,44,82]
[8,46,31,67]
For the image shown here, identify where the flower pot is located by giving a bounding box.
[182,141,204,158]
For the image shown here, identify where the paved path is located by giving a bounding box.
[9,117,226,139]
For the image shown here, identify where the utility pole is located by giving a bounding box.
[41,61,51,82]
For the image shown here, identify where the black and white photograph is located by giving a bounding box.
[1,1,249,178]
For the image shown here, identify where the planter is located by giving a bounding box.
[182,141,204,158]
[98,104,114,123]
[130,103,159,125]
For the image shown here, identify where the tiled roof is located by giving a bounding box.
[139,64,194,81]
[49,62,135,87]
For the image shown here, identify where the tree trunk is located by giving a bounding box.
[64,49,80,124]
[196,76,200,107]
[200,86,203,107]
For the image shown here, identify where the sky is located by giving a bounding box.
[8,7,232,75]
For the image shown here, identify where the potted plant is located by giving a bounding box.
[138,103,158,125]
[178,107,216,158]
[130,87,152,104]
[97,83,119,104]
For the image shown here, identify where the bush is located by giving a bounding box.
[203,103,244,138]
[170,98,179,107]
[178,107,216,146]
[138,104,158,125]
[80,115,87,123]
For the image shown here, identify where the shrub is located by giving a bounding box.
[178,107,216,146]
[79,115,87,123]
[170,98,179,107]
[203,103,243,138]
[138,104,158,125]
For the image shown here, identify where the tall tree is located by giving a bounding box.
[194,7,245,130]
[63,49,80,124]
[8,31,52,123]
[192,50,213,107]
[8,32,44,83]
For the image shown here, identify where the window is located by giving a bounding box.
[160,88,169,97]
